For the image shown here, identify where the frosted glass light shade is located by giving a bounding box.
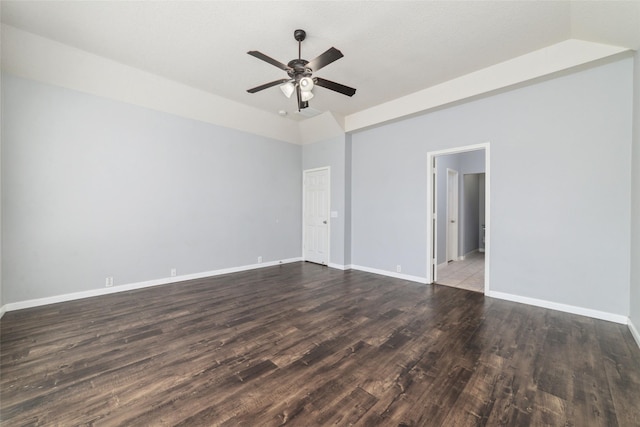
[280,82,295,98]
[299,77,314,92]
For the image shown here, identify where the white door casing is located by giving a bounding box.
[426,143,490,293]
[303,167,330,265]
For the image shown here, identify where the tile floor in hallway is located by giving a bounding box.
[436,250,484,293]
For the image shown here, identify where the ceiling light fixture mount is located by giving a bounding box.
[247,29,356,112]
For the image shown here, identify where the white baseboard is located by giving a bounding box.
[2,258,302,314]
[350,264,427,284]
[629,319,640,349]
[486,290,628,325]
[4,260,637,352]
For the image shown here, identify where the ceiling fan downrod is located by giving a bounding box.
[294,29,306,60]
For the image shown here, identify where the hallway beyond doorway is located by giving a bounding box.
[436,251,484,293]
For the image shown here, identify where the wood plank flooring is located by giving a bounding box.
[1,262,639,426]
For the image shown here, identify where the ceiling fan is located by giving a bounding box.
[246,29,356,112]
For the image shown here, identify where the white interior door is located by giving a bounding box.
[447,169,459,262]
[303,168,330,265]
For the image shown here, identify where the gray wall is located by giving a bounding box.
[463,173,482,256]
[351,57,633,316]
[302,135,348,266]
[2,56,637,326]
[435,150,486,263]
[2,74,302,303]
[631,50,640,331]
[0,71,3,310]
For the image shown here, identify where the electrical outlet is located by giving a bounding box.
[170,268,177,277]
[396,265,402,273]
[258,256,263,264]
[105,277,113,287]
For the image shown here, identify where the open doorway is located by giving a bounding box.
[427,143,490,294]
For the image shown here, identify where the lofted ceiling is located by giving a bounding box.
[1,1,639,123]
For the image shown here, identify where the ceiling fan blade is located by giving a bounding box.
[247,51,291,71]
[306,47,344,72]
[247,79,290,93]
[314,78,357,97]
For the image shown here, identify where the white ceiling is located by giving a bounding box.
[1,1,639,121]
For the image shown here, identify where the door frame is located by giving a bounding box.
[446,168,459,263]
[427,142,490,293]
[302,166,331,265]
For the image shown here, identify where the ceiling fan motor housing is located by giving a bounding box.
[287,59,312,80]
[293,29,306,42]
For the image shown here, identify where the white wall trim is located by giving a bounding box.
[629,319,640,349]
[486,290,628,325]
[4,261,637,347]
[350,264,427,284]
[328,263,349,270]
[1,258,302,314]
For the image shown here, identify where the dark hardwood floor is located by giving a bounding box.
[1,262,639,426]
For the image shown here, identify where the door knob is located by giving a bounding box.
[323,220,327,224]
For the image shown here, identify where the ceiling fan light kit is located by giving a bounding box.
[280,82,295,98]
[301,90,314,102]
[299,76,314,92]
[247,29,356,112]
